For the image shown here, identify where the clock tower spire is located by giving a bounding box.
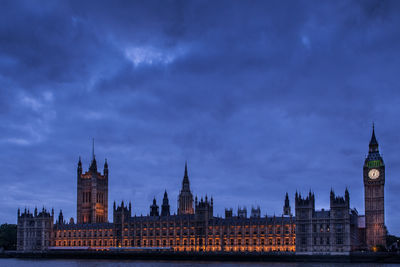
[363,124,386,250]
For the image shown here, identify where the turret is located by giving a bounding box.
[225,208,233,218]
[150,197,159,216]
[113,201,131,224]
[195,195,213,220]
[77,156,82,176]
[161,190,170,216]
[237,207,247,218]
[250,206,261,218]
[330,189,349,210]
[283,192,291,216]
[104,159,108,177]
[58,210,64,225]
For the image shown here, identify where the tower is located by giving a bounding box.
[283,192,291,216]
[178,162,194,215]
[77,140,109,223]
[295,191,315,253]
[363,125,386,249]
[161,190,170,216]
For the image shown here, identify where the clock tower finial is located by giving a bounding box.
[369,123,379,153]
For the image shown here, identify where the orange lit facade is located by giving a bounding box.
[51,213,295,252]
[17,127,386,252]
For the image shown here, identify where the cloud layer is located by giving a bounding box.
[1,0,400,234]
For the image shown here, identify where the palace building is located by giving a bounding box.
[16,127,386,253]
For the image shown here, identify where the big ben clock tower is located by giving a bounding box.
[363,124,386,249]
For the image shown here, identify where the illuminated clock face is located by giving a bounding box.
[368,169,380,179]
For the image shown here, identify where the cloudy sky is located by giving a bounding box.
[1,0,400,234]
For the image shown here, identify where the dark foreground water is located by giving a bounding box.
[1,259,400,267]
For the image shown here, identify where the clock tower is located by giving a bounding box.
[363,125,386,249]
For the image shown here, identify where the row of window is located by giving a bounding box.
[120,223,294,229]
[56,231,113,238]
[56,238,295,248]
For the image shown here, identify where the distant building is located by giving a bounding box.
[294,190,358,255]
[17,208,53,251]
[16,126,386,253]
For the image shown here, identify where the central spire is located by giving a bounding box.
[92,138,95,160]
[89,138,97,172]
[182,161,190,190]
[178,161,194,215]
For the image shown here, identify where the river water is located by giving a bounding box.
[0,259,399,267]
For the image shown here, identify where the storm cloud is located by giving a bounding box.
[1,0,400,234]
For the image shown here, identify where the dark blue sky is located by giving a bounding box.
[1,0,400,234]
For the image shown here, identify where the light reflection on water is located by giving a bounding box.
[0,259,399,267]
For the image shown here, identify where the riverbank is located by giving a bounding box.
[2,251,400,263]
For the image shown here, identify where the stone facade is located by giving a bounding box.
[17,208,54,251]
[16,127,387,252]
[294,190,358,255]
[52,200,296,252]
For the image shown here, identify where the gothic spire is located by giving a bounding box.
[77,156,82,175]
[89,138,97,172]
[92,138,95,160]
[369,123,379,153]
[182,161,190,189]
[370,123,378,146]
